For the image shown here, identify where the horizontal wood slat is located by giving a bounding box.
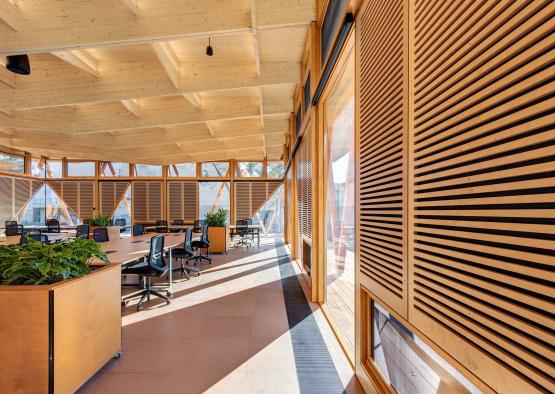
[234,181,283,220]
[358,0,408,317]
[132,181,163,223]
[167,181,197,223]
[410,0,555,392]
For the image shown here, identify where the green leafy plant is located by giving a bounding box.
[85,213,114,226]
[204,208,228,227]
[0,238,108,285]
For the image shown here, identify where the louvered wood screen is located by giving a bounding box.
[409,1,555,392]
[356,0,555,392]
[295,129,313,243]
[99,181,130,216]
[0,175,44,225]
[47,181,96,220]
[167,181,198,223]
[234,181,283,220]
[357,0,408,316]
[132,181,163,223]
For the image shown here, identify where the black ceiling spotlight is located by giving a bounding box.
[6,55,31,75]
[206,37,214,57]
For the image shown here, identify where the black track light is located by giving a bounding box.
[6,55,31,75]
[206,37,214,57]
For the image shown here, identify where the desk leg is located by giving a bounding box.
[168,247,173,294]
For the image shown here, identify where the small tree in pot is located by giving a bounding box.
[203,209,229,253]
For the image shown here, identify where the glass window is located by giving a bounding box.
[101,162,129,177]
[251,185,284,236]
[17,184,81,226]
[304,73,311,112]
[267,162,285,178]
[112,185,132,235]
[201,162,230,177]
[31,158,46,177]
[169,163,196,177]
[321,0,347,63]
[134,164,162,177]
[199,182,230,225]
[295,107,302,136]
[372,302,480,394]
[238,162,263,177]
[323,47,355,353]
[45,160,63,178]
[67,161,95,177]
[0,152,25,174]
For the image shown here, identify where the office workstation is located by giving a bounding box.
[0,1,553,393]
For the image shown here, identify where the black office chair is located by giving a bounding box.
[6,224,23,236]
[115,218,126,233]
[46,219,61,233]
[171,228,196,278]
[193,220,204,233]
[191,224,211,264]
[76,224,90,239]
[235,220,251,248]
[156,220,168,233]
[122,234,171,311]
[5,220,16,228]
[93,227,109,242]
[20,233,48,244]
[132,224,145,236]
[171,219,184,233]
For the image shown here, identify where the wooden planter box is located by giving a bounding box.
[89,226,121,241]
[207,226,230,253]
[0,263,122,394]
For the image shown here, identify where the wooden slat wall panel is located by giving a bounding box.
[146,182,162,222]
[251,182,267,215]
[99,182,130,217]
[14,178,31,214]
[132,182,147,222]
[0,176,13,224]
[235,182,251,220]
[357,0,408,316]
[183,182,197,222]
[78,182,95,219]
[304,128,312,240]
[48,181,62,198]
[167,181,197,222]
[62,182,79,216]
[410,1,555,392]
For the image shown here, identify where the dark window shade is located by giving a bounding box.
[304,73,311,112]
[321,0,347,64]
[295,107,302,136]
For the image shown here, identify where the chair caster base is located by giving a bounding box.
[113,352,121,359]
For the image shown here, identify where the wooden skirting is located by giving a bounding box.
[0,263,122,394]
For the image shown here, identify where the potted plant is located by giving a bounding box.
[0,238,122,393]
[204,208,230,253]
[85,213,120,241]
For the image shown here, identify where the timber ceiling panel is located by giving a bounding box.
[0,0,315,163]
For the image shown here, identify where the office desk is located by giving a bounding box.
[0,232,75,245]
[99,233,196,293]
[229,224,262,246]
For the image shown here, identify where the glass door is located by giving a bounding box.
[322,45,355,354]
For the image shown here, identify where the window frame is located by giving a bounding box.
[0,151,26,175]
[200,161,231,178]
[236,161,265,178]
[66,160,96,178]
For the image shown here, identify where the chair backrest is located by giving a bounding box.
[6,224,23,236]
[93,227,109,242]
[183,228,195,254]
[115,218,126,227]
[132,224,144,236]
[201,224,210,243]
[173,219,184,225]
[148,234,166,270]
[155,219,168,233]
[20,233,48,244]
[193,220,204,232]
[236,220,249,236]
[5,220,16,227]
[76,224,90,239]
[46,219,60,233]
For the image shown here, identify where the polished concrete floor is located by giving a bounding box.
[79,237,363,394]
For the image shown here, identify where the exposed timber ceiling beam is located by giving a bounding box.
[0,0,315,55]
[51,50,99,77]
[0,0,18,31]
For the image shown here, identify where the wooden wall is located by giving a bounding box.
[234,181,282,221]
[0,174,43,225]
[355,0,555,392]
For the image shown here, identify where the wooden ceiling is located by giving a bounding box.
[0,0,315,164]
